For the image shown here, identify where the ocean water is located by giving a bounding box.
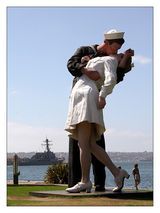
[7,160,153,189]
[104,161,153,189]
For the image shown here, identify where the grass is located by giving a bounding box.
[7,185,153,206]
[7,184,66,197]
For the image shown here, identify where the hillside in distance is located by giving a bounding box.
[7,151,153,163]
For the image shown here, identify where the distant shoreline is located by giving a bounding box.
[7,151,153,164]
[7,180,68,186]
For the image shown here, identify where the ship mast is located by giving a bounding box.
[42,137,53,153]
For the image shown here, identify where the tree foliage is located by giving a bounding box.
[44,163,68,184]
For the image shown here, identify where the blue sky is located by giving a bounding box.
[7,7,153,153]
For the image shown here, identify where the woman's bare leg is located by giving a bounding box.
[77,121,92,183]
[90,125,119,177]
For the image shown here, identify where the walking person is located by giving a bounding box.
[67,29,133,191]
[132,164,141,190]
[65,43,134,192]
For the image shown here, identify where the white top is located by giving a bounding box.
[65,55,118,139]
[86,55,118,98]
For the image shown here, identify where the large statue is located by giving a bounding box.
[66,29,133,191]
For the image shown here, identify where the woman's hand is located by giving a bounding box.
[98,96,106,109]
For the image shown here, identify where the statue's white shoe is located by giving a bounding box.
[113,169,130,192]
[66,181,92,193]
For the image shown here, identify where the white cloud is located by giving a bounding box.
[8,122,69,153]
[133,55,152,65]
[105,128,152,152]
[108,128,149,138]
[8,122,152,153]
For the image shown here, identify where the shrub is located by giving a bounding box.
[44,163,68,184]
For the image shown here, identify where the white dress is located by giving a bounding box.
[65,56,118,140]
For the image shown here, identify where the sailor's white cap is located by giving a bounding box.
[104,29,125,40]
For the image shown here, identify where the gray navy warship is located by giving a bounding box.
[17,138,64,166]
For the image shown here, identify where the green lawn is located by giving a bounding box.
[7,185,153,206]
[7,184,66,197]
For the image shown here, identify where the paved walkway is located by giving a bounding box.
[7,180,47,185]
